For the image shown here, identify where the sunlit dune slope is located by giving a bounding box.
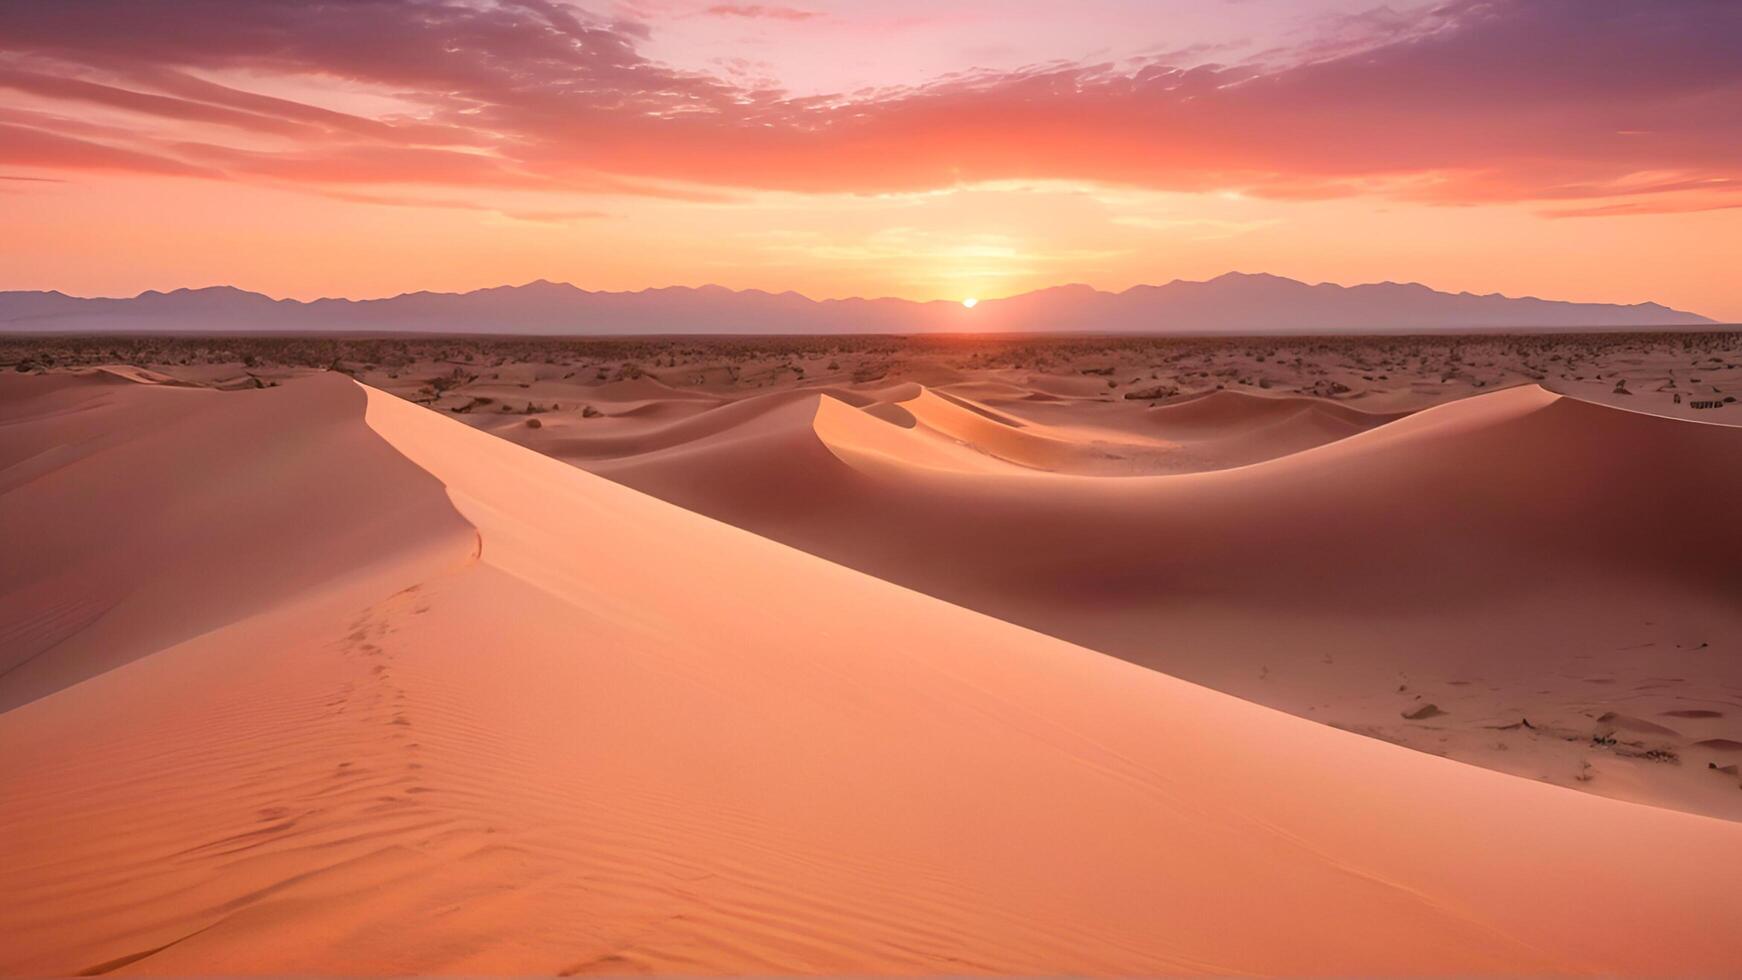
[4,372,1742,974]
[563,383,1742,819]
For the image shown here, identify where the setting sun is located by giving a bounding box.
[962,297,978,308]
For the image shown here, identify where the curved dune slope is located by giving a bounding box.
[592,384,1742,608]
[3,372,1742,974]
[577,384,1742,819]
[895,388,1179,473]
[1136,387,1411,466]
[498,382,1395,478]
[1146,387,1401,430]
[0,372,473,712]
[499,385,890,461]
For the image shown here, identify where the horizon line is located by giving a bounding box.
[0,271,1700,315]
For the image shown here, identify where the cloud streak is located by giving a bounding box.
[702,4,820,21]
[0,0,1737,213]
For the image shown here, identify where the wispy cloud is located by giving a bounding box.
[314,188,613,224]
[0,0,1738,213]
[702,4,820,21]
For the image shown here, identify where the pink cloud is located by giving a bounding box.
[0,67,314,137]
[0,122,216,177]
[703,4,819,21]
[0,0,1737,212]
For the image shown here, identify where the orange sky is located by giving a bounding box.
[2,0,1740,320]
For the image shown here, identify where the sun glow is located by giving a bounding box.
[962,297,978,308]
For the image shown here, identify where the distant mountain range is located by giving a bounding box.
[0,273,1715,335]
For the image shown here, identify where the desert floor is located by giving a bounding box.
[3,330,1742,973]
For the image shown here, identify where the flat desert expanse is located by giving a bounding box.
[3,331,1741,974]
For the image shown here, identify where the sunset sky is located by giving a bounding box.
[3,0,1740,319]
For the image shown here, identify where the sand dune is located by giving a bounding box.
[503,386,875,461]
[1136,388,1410,465]
[0,371,470,712]
[896,387,1180,473]
[548,382,1390,482]
[6,371,1742,974]
[544,382,1742,820]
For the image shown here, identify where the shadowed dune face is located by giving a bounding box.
[1132,388,1412,465]
[508,379,1742,821]
[0,371,475,712]
[6,370,1742,975]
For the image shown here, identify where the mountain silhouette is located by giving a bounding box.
[0,272,1714,335]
